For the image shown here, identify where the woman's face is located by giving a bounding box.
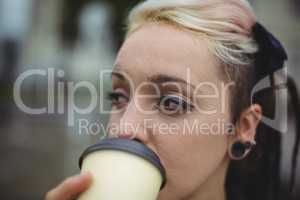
[107,23,233,199]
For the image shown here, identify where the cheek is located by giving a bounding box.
[156,135,228,182]
[106,113,122,137]
[152,118,229,197]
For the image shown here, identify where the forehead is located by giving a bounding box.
[114,23,223,85]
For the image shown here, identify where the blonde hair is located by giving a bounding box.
[126,0,259,121]
[126,0,258,71]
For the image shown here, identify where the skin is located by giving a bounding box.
[45,23,262,200]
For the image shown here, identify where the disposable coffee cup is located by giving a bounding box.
[78,138,166,200]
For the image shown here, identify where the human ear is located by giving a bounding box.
[236,104,262,142]
[228,104,262,160]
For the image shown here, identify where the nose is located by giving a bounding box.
[109,99,150,144]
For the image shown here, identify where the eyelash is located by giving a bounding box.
[156,95,194,114]
[106,92,194,114]
[106,91,129,108]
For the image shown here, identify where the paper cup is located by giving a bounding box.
[78,138,166,200]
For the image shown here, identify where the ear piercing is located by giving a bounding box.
[229,140,256,160]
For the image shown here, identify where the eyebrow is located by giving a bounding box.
[111,71,125,80]
[111,69,196,89]
[147,74,196,89]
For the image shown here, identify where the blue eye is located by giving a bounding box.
[106,91,129,108]
[158,95,194,114]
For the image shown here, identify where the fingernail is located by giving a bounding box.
[80,172,92,179]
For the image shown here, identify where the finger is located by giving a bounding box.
[46,172,92,200]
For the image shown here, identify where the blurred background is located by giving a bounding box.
[0,0,299,199]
